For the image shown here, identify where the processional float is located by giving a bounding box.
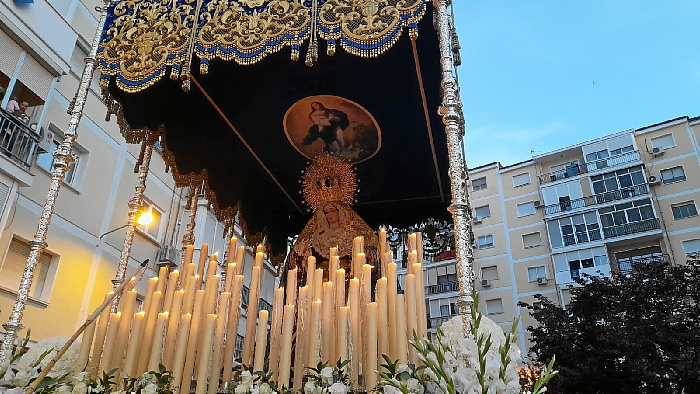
[1,0,475,391]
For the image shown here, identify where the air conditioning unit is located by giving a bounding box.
[37,128,54,153]
[536,277,548,285]
[648,175,661,186]
[481,279,491,287]
[533,201,543,208]
[651,147,665,156]
[157,245,180,267]
[472,218,482,225]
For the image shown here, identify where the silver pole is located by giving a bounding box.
[436,0,475,333]
[0,0,113,362]
[111,142,154,312]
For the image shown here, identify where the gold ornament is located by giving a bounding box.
[301,153,358,212]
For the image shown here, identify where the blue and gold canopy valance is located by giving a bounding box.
[97,0,428,92]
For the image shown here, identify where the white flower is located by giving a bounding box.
[396,364,411,375]
[4,388,25,394]
[250,385,260,394]
[383,385,402,394]
[259,382,274,394]
[234,384,249,394]
[240,370,254,388]
[304,380,316,394]
[406,378,424,394]
[320,366,334,385]
[55,385,73,393]
[12,369,33,387]
[90,384,105,393]
[328,382,348,394]
[141,382,158,394]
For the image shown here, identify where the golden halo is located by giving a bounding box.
[301,153,358,212]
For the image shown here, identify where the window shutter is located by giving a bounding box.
[0,181,10,218]
[0,30,22,77]
[17,55,54,99]
[0,238,52,298]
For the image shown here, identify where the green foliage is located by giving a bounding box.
[521,258,700,393]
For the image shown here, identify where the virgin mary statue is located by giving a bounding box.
[290,154,378,281]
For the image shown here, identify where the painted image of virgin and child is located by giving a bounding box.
[302,102,350,154]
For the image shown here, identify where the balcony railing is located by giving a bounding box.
[618,256,667,273]
[562,230,603,246]
[428,315,454,329]
[0,109,40,170]
[602,218,660,239]
[538,162,586,184]
[425,281,459,295]
[585,151,640,173]
[545,184,650,215]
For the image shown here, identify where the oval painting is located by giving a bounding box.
[283,95,381,163]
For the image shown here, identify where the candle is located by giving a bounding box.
[256,244,264,254]
[329,255,340,276]
[360,263,372,372]
[156,266,169,294]
[208,293,230,394]
[415,232,423,264]
[225,237,238,265]
[181,290,206,390]
[322,282,334,363]
[242,265,262,366]
[404,274,418,355]
[234,246,245,276]
[224,263,235,293]
[183,245,195,266]
[253,309,269,372]
[354,253,366,281]
[162,289,185,369]
[222,275,244,384]
[182,275,199,314]
[148,312,169,372]
[376,278,388,359]
[255,251,264,269]
[268,287,285,378]
[387,262,397,360]
[330,246,338,257]
[195,314,218,394]
[122,312,146,378]
[203,275,221,314]
[413,263,427,339]
[197,243,209,279]
[335,269,346,307]
[337,306,349,366]
[286,268,298,306]
[113,289,137,368]
[408,233,417,253]
[308,300,322,367]
[352,236,363,278]
[90,292,113,370]
[348,278,360,385]
[306,256,316,296]
[379,229,388,276]
[206,253,219,280]
[313,268,323,300]
[407,251,417,276]
[138,291,163,374]
[171,314,192,392]
[395,295,408,365]
[293,287,309,390]
[277,304,296,388]
[163,270,180,313]
[365,302,378,390]
[99,312,121,374]
[183,263,196,290]
[74,319,96,374]
[141,277,159,313]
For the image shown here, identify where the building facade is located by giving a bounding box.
[0,0,276,347]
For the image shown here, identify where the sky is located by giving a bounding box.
[452,1,700,168]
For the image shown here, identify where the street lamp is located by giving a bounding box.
[97,209,153,245]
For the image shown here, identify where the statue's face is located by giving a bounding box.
[323,204,339,224]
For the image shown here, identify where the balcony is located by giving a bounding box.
[425,281,459,295]
[618,256,667,273]
[0,109,40,170]
[545,184,650,216]
[602,218,660,239]
[538,162,586,185]
[562,230,603,246]
[585,151,641,174]
[428,315,454,329]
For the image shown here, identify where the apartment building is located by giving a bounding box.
[0,0,276,346]
[461,115,700,355]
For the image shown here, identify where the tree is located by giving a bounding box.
[520,258,700,393]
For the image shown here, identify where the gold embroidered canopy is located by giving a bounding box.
[98,0,428,92]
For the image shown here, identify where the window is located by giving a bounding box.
[672,202,698,219]
[660,166,686,184]
[591,166,645,196]
[472,177,487,191]
[137,202,163,240]
[586,149,609,163]
[36,139,80,184]
[476,234,494,249]
[527,265,547,282]
[599,198,654,228]
[481,266,498,281]
[650,133,675,150]
[512,172,531,187]
[610,145,634,156]
[0,238,54,300]
[485,298,504,314]
[682,239,700,256]
[474,205,490,220]
[522,232,541,248]
[517,201,536,217]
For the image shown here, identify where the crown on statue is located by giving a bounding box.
[300,153,358,212]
